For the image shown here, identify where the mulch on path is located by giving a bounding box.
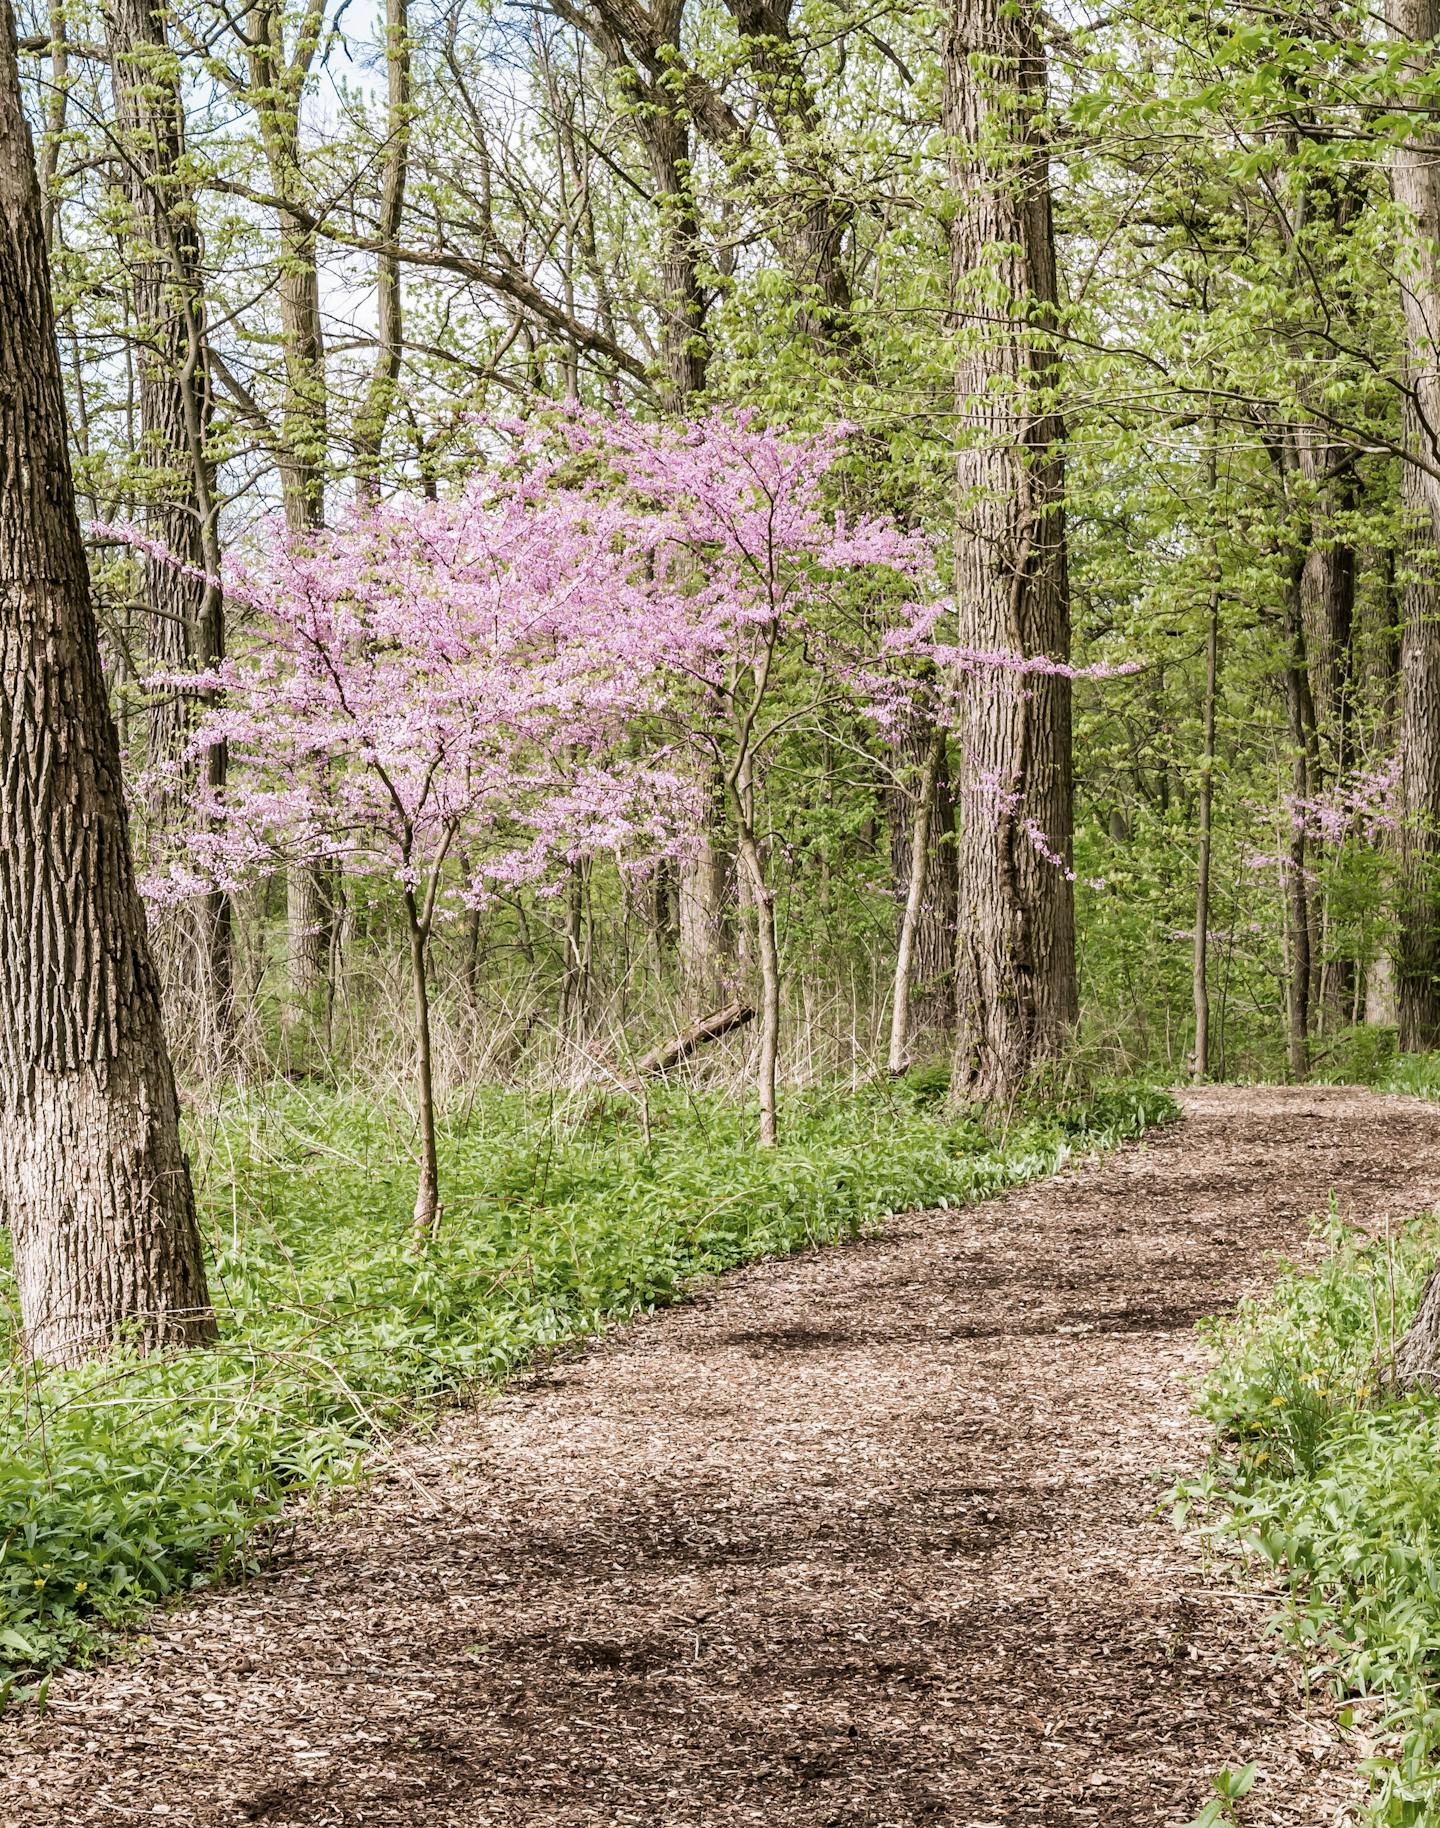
[7,1084,1440,1828]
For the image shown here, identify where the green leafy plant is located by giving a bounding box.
[0,1077,1175,1688]
[1186,1208,1440,1825]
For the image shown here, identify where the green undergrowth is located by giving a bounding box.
[0,1074,1174,1689]
[1184,1211,1440,1825]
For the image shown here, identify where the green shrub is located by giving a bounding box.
[1186,1214,1440,1825]
[0,1077,1174,1685]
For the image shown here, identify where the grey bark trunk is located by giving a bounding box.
[0,0,215,1363]
[106,0,231,1070]
[886,716,956,1055]
[352,0,409,503]
[1193,559,1220,1080]
[889,730,949,1073]
[1388,0,1440,1051]
[943,0,1077,1104]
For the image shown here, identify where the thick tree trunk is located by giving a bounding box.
[1389,0,1440,1051]
[1397,438,1440,1049]
[677,752,735,1012]
[0,0,214,1363]
[723,0,855,349]
[943,0,1076,1104]
[243,5,336,1034]
[1394,1267,1440,1389]
[106,0,231,1069]
[628,0,708,406]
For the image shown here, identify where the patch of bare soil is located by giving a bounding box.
[7,1085,1440,1828]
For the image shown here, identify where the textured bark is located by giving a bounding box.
[106,0,231,1063]
[677,750,736,1013]
[1393,1262,1440,1388]
[1193,559,1219,1080]
[1281,562,1316,1078]
[0,0,214,1364]
[1398,429,1440,1048]
[1389,0,1440,1051]
[247,0,327,534]
[239,4,336,1026]
[943,0,1076,1104]
[352,0,409,502]
[1297,457,1358,1027]
[547,0,851,351]
[722,0,854,347]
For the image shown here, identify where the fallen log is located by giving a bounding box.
[633,1000,756,1079]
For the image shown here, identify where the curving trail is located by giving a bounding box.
[7,1086,1440,1828]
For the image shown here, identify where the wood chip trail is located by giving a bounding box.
[7,1086,1440,1827]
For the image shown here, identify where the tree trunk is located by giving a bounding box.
[1391,1254,1440,1388]
[1388,0,1440,1051]
[352,0,409,503]
[728,756,780,1147]
[886,716,955,1058]
[1299,466,1358,1028]
[1193,563,1220,1080]
[889,729,948,1073]
[404,894,440,1241]
[1397,428,1440,1049]
[106,0,231,1070]
[677,751,735,1012]
[1282,558,1316,1078]
[943,0,1076,1104]
[243,3,336,1036]
[0,0,215,1363]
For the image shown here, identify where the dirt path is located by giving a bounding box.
[7,1086,1440,1828]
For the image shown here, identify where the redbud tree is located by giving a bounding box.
[149,411,1112,1208]
[145,465,696,1236]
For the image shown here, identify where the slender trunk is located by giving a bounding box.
[889,730,946,1074]
[0,0,214,1362]
[944,0,1076,1105]
[559,859,591,1036]
[728,758,779,1147]
[886,713,956,1051]
[1282,559,1315,1079]
[37,0,66,250]
[404,894,440,1240]
[1193,570,1219,1080]
[1299,472,1358,1029]
[353,0,409,502]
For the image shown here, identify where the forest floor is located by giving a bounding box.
[6,1084,1440,1828]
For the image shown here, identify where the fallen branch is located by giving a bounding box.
[632,1000,756,1080]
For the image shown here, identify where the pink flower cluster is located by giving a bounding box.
[125,411,1138,915]
[1289,756,1401,846]
[130,414,941,912]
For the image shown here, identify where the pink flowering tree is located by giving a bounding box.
[568,412,938,1143]
[144,474,695,1237]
